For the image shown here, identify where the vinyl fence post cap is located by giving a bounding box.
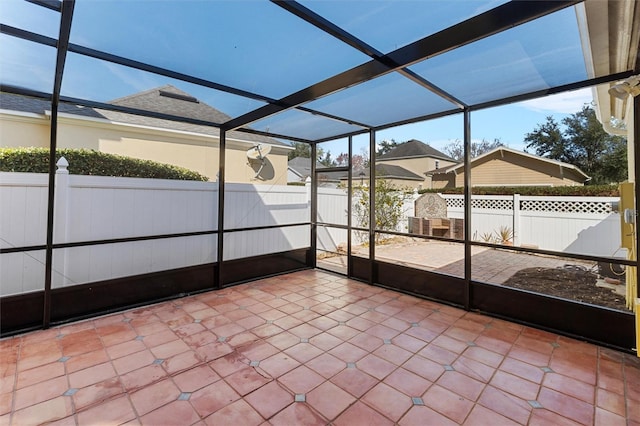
[56,156,69,174]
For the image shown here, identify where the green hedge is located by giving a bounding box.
[418,185,620,197]
[0,148,208,181]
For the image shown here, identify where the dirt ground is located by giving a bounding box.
[502,266,627,310]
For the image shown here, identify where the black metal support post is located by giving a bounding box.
[633,94,640,354]
[310,144,318,268]
[347,136,353,278]
[216,131,226,288]
[634,95,640,267]
[463,109,472,310]
[369,130,376,285]
[43,0,75,329]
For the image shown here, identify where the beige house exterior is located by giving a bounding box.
[377,139,457,190]
[338,139,456,189]
[427,147,590,189]
[379,156,454,179]
[342,163,424,189]
[0,86,292,184]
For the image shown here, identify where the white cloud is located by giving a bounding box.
[519,88,593,114]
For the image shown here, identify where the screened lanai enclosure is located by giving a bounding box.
[1,0,639,354]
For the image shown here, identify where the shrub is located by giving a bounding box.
[353,179,412,244]
[418,185,619,197]
[0,147,209,181]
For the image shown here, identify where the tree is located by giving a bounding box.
[524,106,627,185]
[443,138,504,161]
[287,142,310,160]
[287,142,326,162]
[335,153,348,167]
[523,117,566,162]
[352,178,411,244]
[351,154,367,171]
[376,139,400,157]
[335,153,367,171]
[318,151,335,167]
[597,139,628,184]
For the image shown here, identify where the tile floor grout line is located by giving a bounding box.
[61,332,79,425]
[625,352,636,421]
[595,347,602,426]
[8,335,22,426]
[2,270,637,425]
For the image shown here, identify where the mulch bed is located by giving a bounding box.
[502,266,627,310]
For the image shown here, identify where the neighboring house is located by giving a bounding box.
[426,146,590,188]
[331,139,456,189]
[346,164,424,189]
[287,156,314,183]
[377,139,458,189]
[287,156,345,187]
[0,85,292,184]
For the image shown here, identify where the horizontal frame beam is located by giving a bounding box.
[223,0,580,132]
[0,230,219,255]
[0,24,363,130]
[272,0,466,109]
[1,221,314,255]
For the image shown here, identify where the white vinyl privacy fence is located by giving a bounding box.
[0,169,623,297]
[316,187,415,251]
[222,183,309,260]
[0,170,310,297]
[443,194,623,258]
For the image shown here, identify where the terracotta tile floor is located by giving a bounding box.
[1,270,639,425]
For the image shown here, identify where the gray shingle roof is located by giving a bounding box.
[424,163,459,175]
[356,164,424,180]
[0,88,288,147]
[288,156,315,177]
[288,156,347,181]
[378,139,455,161]
[109,85,232,124]
[0,92,107,119]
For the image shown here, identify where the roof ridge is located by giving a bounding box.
[107,84,234,123]
[432,147,590,179]
[1,90,287,147]
[379,139,455,161]
[108,85,175,104]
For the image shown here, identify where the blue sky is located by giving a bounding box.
[315,88,593,158]
[1,0,592,157]
[374,88,593,154]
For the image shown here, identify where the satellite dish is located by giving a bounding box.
[246,144,271,179]
[246,144,271,160]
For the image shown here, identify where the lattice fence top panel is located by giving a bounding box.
[444,197,513,210]
[473,198,513,210]
[520,199,613,214]
[442,196,614,214]
[445,197,464,208]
